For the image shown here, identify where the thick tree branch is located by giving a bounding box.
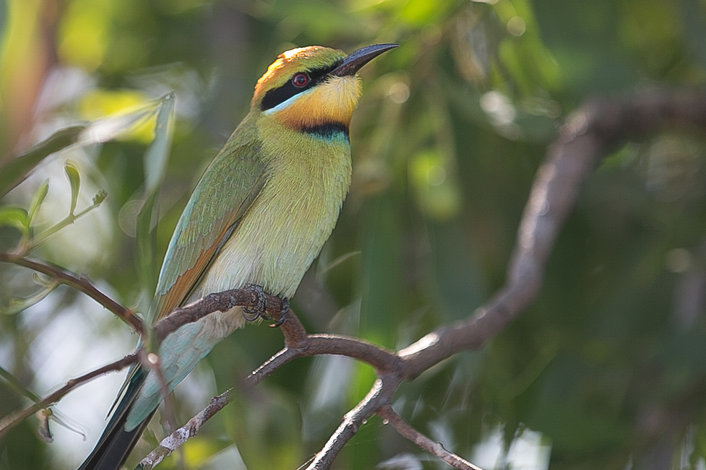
[152,289,288,341]
[397,88,706,377]
[295,89,706,468]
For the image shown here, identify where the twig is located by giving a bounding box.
[0,353,137,438]
[304,376,395,470]
[378,405,481,470]
[138,350,176,434]
[0,253,144,334]
[131,309,403,467]
[0,253,290,341]
[136,389,232,470]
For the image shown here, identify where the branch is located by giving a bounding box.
[136,389,232,470]
[0,354,137,438]
[11,88,694,469]
[378,405,481,470]
[0,250,290,344]
[0,253,144,335]
[247,332,400,385]
[397,88,706,378]
[305,376,395,469]
[152,289,288,342]
[0,252,293,342]
[295,89,706,468]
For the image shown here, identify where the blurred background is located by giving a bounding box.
[1,0,706,469]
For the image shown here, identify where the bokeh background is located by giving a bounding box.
[1,0,706,469]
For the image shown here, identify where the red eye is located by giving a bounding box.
[292,73,310,87]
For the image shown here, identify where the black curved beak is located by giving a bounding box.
[331,43,398,77]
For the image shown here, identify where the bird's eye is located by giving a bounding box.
[292,73,310,87]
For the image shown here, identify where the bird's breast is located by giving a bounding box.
[192,132,352,301]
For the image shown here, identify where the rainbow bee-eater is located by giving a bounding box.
[78,43,397,470]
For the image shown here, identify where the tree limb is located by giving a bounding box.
[378,405,481,470]
[152,289,288,342]
[0,253,144,335]
[304,376,394,469]
[295,88,706,468]
[0,353,138,438]
[136,389,233,470]
[397,88,706,377]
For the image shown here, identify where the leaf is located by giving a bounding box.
[137,93,176,294]
[0,100,160,198]
[2,283,58,315]
[0,206,30,235]
[77,104,156,145]
[136,192,159,295]
[36,408,86,442]
[144,92,175,193]
[64,162,81,215]
[27,180,49,222]
[0,126,85,197]
[0,365,40,402]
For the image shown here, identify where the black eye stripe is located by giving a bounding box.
[260,61,342,111]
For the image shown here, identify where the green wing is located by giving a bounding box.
[150,135,267,323]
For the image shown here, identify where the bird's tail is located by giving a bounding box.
[78,367,153,470]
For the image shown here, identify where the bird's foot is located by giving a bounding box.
[242,284,289,327]
[269,297,289,328]
[242,284,266,321]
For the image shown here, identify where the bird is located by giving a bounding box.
[77,43,397,470]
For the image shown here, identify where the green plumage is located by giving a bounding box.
[127,111,352,429]
[79,43,396,470]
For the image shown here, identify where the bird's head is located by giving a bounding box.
[251,44,397,135]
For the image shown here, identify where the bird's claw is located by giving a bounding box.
[242,284,288,327]
[242,284,266,322]
[269,297,289,328]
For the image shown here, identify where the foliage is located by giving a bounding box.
[1,0,705,469]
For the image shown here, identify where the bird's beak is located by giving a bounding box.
[330,43,398,77]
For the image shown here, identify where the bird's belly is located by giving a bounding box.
[191,152,349,302]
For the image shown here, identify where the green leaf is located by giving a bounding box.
[136,192,159,295]
[0,101,159,198]
[0,365,40,402]
[144,92,175,193]
[0,126,85,197]
[1,281,58,315]
[77,106,156,146]
[136,93,176,294]
[0,206,30,235]
[27,180,49,222]
[64,162,81,215]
